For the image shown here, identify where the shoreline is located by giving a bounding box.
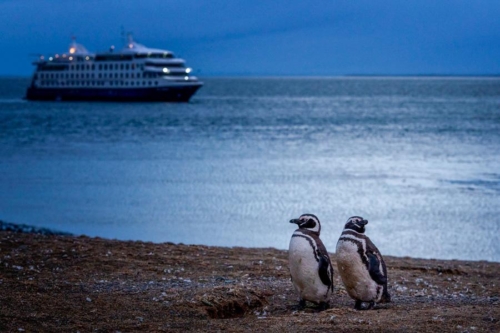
[1,230,499,332]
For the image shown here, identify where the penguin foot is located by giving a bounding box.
[317,301,330,311]
[365,301,375,310]
[294,299,306,310]
[354,300,375,310]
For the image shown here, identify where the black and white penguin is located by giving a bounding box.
[336,216,391,310]
[288,214,334,310]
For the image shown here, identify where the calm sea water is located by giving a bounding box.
[0,77,499,262]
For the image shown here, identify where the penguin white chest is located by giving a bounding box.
[288,235,329,303]
[336,239,381,302]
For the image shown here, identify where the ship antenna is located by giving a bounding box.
[121,26,126,45]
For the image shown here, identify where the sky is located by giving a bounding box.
[0,0,499,76]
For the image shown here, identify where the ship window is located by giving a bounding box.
[125,64,129,70]
[132,63,136,69]
[143,81,146,85]
[120,64,123,70]
[125,73,129,78]
[155,81,158,85]
[131,81,134,86]
[120,73,123,78]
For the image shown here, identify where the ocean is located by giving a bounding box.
[0,77,499,262]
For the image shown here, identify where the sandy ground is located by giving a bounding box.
[0,231,499,332]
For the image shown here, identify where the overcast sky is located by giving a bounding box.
[1,0,499,76]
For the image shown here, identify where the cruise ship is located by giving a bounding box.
[25,35,203,102]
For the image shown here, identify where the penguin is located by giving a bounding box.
[336,216,391,310]
[288,214,334,310]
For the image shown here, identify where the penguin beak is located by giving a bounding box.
[360,219,368,226]
[290,219,300,225]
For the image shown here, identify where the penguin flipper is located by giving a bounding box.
[318,254,333,287]
[367,252,387,285]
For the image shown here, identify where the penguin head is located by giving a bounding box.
[290,214,321,234]
[344,216,368,233]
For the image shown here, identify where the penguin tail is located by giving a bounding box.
[380,290,391,303]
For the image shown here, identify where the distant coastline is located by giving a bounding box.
[1,74,500,79]
[0,220,72,236]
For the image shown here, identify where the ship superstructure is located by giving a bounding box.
[26,35,202,101]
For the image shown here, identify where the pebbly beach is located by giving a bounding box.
[0,224,499,332]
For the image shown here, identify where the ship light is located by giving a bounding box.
[69,56,73,61]
[40,56,44,60]
[62,54,67,58]
[128,43,133,49]
[162,68,170,73]
[69,47,76,54]
[55,54,59,58]
[85,56,90,61]
[49,57,53,61]
[185,68,192,74]
[184,76,189,80]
